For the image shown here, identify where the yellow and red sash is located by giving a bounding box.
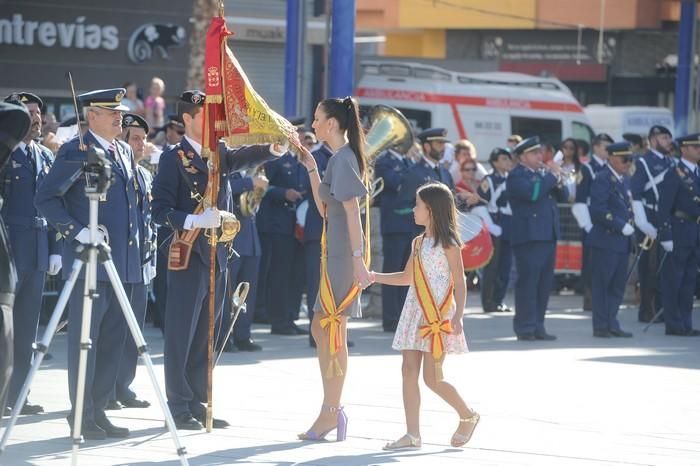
[318,191,371,379]
[413,235,454,381]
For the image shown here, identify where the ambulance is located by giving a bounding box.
[584,105,674,140]
[355,60,596,161]
[356,60,588,280]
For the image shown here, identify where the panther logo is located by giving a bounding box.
[128,23,186,64]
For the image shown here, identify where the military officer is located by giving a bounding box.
[623,133,644,156]
[506,136,569,341]
[572,133,613,311]
[395,128,455,235]
[300,142,333,345]
[631,125,676,323]
[106,113,155,410]
[255,148,310,335]
[219,167,269,352]
[374,146,414,332]
[476,147,514,313]
[0,102,31,419]
[35,88,140,439]
[588,142,635,337]
[0,92,59,416]
[656,133,700,336]
[151,90,281,430]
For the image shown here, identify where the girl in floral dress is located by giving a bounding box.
[371,182,479,450]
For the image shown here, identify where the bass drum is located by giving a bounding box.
[457,212,494,271]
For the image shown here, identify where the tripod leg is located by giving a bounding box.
[71,247,99,465]
[102,260,188,465]
[0,259,84,452]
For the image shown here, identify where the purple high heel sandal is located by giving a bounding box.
[298,405,348,442]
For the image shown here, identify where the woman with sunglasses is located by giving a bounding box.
[587,142,636,338]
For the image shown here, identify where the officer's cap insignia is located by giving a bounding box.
[605,213,613,220]
[124,116,133,126]
[116,90,124,101]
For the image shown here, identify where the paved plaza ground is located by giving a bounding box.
[1,293,699,466]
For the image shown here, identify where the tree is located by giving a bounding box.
[187,0,221,89]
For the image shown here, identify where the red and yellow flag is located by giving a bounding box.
[413,235,454,381]
[203,15,298,151]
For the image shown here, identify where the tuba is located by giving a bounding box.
[360,105,414,211]
[239,166,267,216]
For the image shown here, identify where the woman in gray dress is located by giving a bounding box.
[297,97,371,441]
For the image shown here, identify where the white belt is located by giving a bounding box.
[641,199,658,212]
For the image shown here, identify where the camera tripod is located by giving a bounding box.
[0,192,189,466]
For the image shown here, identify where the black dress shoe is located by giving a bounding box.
[94,415,130,438]
[76,420,107,440]
[270,326,296,335]
[516,334,536,341]
[535,333,557,341]
[172,413,203,430]
[20,402,45,415]
[666,328,690,336]
[120,398,151,408]
[292,323,309,335]
[609,329,633,338]
[105,399,123,410]
[593,330,611,338]
[234,339,262,352]
[193,413,229,429]
[686,329,700,336]
[483,307,499,313]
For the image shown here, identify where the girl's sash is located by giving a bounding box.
[413,235,454,381]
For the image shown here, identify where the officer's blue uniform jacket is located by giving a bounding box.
[587,165,633,254]
[35,132,141,283]
[657,160,700,247]
[396,157,453,233]
[151,137,274,272]
[1,142,59,271]
[135,165,156,283]
[477,171,512,241]
[575,155,607,204]
[630,150,675,224]
[506,164,569,245]
[256,152,309,236]
[229,172,261,257]
[374,149,414,235]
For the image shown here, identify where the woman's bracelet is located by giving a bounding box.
[308,168,317,174]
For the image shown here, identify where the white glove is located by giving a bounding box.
[269,141,289,156]
[489,223,503,237]
[143,264,157,285]
[187,208,222,229]
[661,241,673,252]
[74,227,107,245]
[571,203,593,232]
[632,201,657,240]
[48,255,62,275]
[622,223,634,236]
